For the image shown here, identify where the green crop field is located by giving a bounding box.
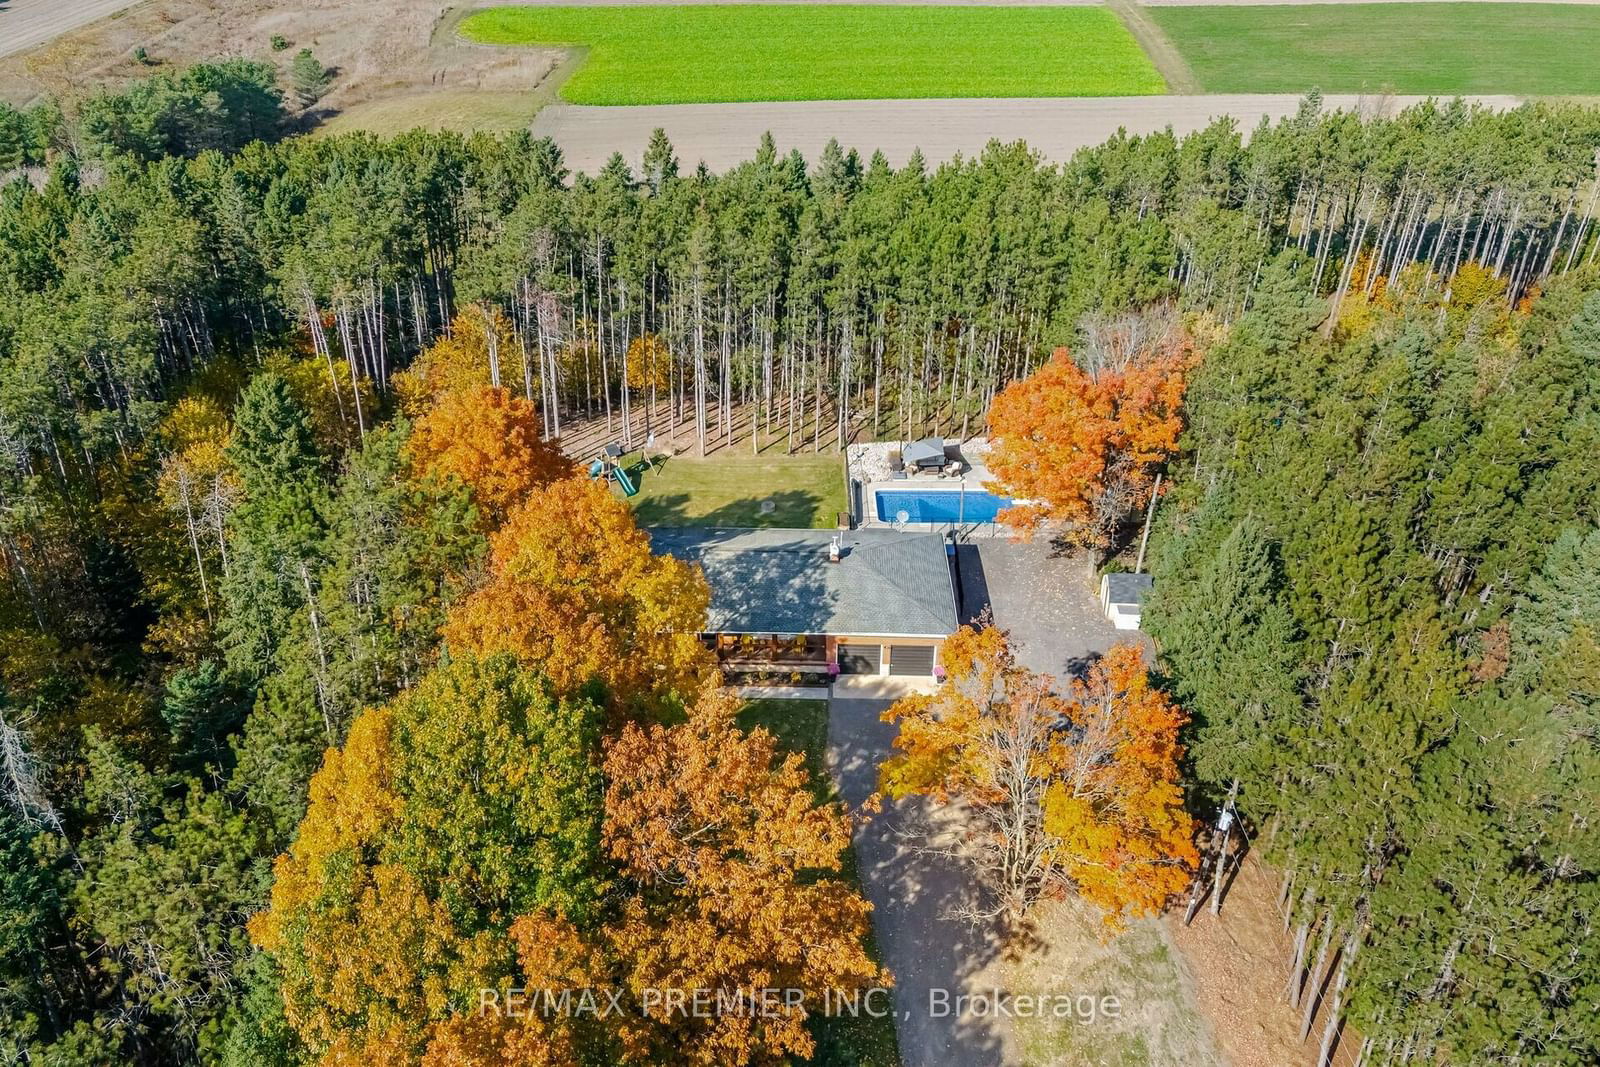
[459,5,1166,104]
[1151,3,1600,96]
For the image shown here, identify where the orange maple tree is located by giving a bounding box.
[881,624,1195,924]
[437,687,888,1066]
[441,475,713,712]
[422,916,597,1066]
[408,385,573,526]
[985,339,1191,547]
[1044,643,1199,921]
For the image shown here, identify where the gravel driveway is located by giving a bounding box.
[827,695,1016,1067]
[823,540,1134,1065]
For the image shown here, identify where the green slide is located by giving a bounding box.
[611,465,639,497]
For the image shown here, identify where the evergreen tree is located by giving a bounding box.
[0,806,80,1059]
[317,420,483,714]
[1511,525,1600,677]
[640,126,679,195]
[160,658,249,775]
[1146,516,1303,804]
[288,49,330,109]
[218,372,328,702]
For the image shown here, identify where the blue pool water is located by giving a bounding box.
[875,487,1013,524]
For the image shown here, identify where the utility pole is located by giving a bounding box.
[1184,777,1239,924]
[1135,471,1162,573]
[1211,778,1239,916]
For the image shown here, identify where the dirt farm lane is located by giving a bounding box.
[532,93,1521,174]
[0,0,148,60]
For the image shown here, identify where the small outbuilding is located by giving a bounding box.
[902,438,948,471]
[1099,572,1154,631]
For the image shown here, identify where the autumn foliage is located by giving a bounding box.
[397,305,521,413]
[408,386,573,525]
[881,624,1195,924]
[253,673,883,1066]
[251,344,882,1063]
[1043,644,1198,919]
[247,655,606,1062]
[442,475,712,712]
[985,333,1191,547]
[438,688,888,1066]
[154,395,237,630]
[624,333,672,392]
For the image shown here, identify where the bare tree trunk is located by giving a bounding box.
[1315,933,1358,1066]
[1299,917,1336,1040]
[297,560,335,742]
[1210,782,1236,916]
[179,477,211,619]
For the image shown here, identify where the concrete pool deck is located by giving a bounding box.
[847,438,1024,534]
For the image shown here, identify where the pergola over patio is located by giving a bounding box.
[902,438,949,471]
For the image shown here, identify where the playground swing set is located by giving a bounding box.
[588,438,666,498]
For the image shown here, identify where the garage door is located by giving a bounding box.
[837,644,881,674]
[888,645,936,676]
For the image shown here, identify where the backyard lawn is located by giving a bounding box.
[626,452,846,528]
[738,699,901,1067]
[1152,3,1600,96]
[458,5,1166,104]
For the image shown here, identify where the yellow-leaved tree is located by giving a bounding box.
[396,305,521,414]
[429,687,889,1066]
[267,352,376,455]
[408,386,573,526]
[881,624,1195,924]
[248,654,607,1064]
[150,395,239,648]
[441,475,712,713]
[254,674,886,1066]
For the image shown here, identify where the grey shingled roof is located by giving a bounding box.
[903,438,947,466]
[1104,572,1154,606]
[648,527,959,638]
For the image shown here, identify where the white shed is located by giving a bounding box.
[1099,573,1155,631]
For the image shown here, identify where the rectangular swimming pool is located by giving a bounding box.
[875,487,1013,524]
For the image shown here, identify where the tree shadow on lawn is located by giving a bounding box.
[635,486,828,529]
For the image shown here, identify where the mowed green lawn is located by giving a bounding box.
[626,452,846,528]
[459,5,1166,104]
[1152,3,1600,96]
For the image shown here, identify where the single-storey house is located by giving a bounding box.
[648,527,960,678]
[1099,572,1154,631]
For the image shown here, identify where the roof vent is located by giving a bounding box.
[828,535,842,563]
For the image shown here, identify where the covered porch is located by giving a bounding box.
[708,633,831,673]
